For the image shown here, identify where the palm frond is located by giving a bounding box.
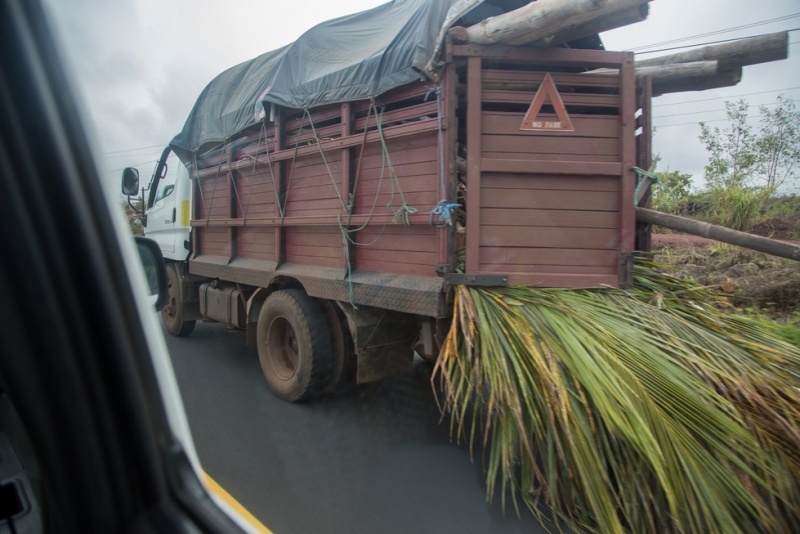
[434,263,800,534]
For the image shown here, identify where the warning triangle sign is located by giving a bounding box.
[519,73,574,132]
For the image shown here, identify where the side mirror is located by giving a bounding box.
[122,167,140,197]
[134,237,167,311]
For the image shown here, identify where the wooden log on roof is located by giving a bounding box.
[652,67,743,96]
[530,2,650,47]
[636,32,789,69]
[463,0,650,46]
[588,61,720,81]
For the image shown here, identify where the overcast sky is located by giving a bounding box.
[43,0,800,196]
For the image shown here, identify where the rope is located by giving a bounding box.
[373,102,416,227]
[425,84,460,227]
[632,166,659,206]
[242,122,267,224]
[192,152,208,223]
[304,108,348,213]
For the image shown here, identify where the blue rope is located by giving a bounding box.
[430,201,462,228]
[425,85,460,226]
[632,166,659,206]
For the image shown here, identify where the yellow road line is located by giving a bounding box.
[203,472,273,534]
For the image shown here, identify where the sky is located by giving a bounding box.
[43,0,800,197]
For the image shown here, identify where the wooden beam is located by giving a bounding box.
[653,67,742,96]
[463,0,650,46]
[636,31,789,69]
[637,207,800,261]
[587,61,719,81]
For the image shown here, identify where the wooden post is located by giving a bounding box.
[636,208,800,261]
[465,56,482,275]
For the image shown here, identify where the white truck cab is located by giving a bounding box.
[127,148,192,261]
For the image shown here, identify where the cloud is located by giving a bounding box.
[43,0,800,194]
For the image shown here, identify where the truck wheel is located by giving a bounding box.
[257,289,333,402]
[319,299,355,393]
[162,264,195,337]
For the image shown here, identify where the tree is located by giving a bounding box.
[653,169,693,214]
[699,99,758,188]
[756,94,800,190]
[698,96,800,191]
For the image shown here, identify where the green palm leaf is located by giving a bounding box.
[434,263,800,533]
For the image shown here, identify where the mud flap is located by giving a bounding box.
[336,303,416,384]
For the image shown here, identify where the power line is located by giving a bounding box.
[107,159,158,173]
[653,87,800,108]
[635,30,800,55]
[103,150,164,159]
[103,143,165,155]
[656,115,762,129]
[653,101,782,120]
[628,13,800,51]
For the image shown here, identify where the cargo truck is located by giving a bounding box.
[122,0,653,402]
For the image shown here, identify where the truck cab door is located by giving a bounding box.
[145,151,191,259]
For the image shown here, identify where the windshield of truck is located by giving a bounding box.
[42,1,800,533]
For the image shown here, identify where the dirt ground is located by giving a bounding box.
[650,233,800,316]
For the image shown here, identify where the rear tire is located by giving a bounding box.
[257,289,334,402]
[162,264,195,337]
[319,299,355,393]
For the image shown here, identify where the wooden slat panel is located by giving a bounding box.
[354,83,429,113]
[503,273,618,288]
[482,188,618,211]
[199,228,228,255]
[482,90,620,108]
[482,70,621,89]
[481,264,617,275]
[237,226,276,245]
[284,198,346,214]
[355,260,437,277]
[284,226,342,267]
[353,191,439,211]
[482,158,622,176]
[356,145,438,169]
[285,124,341,147]
[481,226,619,249]
[483,174,619,192]
[357,249,437,265]
[482,135,620,157]
[284,105,341,131]
[482,112,620,138]
[480,247,618,266]
[357,159,439,178]
[357,175,438,194]
[453,45,625,69]
[356,131,438,158]
[286,183,348,201]
[481,208,618,229]
[354,101,438,131]
[285,245,341,259]
[482,152,619,163]
[353,231,438,253]
[285,254,342,269]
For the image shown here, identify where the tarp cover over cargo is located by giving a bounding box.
[169,0,527,160]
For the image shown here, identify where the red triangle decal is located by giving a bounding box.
[519,73,574,132]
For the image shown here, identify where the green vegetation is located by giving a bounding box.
[650,96,799,233]
[436,263,800,534]
[121,201,144,236]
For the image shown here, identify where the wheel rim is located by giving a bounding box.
[266,315,299,380]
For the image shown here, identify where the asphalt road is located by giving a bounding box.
[167,322,556,534]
